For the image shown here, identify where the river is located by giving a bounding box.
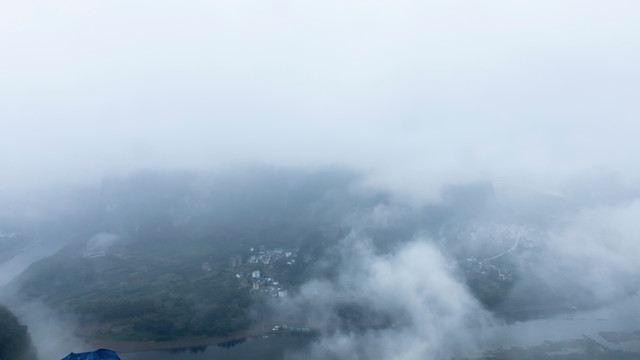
[485,294,640,351]
[116,294,640,359]
[120,336,314,360]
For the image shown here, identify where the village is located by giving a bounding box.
[227,246,299,297]
[464,257,512,282]
[459,224,540,283]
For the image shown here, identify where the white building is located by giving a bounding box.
[252,270,261,279]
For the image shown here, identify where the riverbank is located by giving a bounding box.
[88,329,262,354]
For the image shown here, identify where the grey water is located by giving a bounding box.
[484,294,640,352]
[0,239,65,287]
[120,295,640,360]
[119,336,313,360]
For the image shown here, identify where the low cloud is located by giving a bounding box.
[546,200,640,300]
[84,233,120,257]
[9,301,87,360]
[276,233,493,360]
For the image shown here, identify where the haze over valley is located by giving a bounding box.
[1,1,640,359]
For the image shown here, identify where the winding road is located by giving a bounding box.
[484,231,521,261]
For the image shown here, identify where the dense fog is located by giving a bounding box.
[1,1,639,359]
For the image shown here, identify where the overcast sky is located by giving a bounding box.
[1,0,639,199]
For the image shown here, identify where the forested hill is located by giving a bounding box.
[0,304,37,360]
[5,168,503,342]
[7,168,390,341]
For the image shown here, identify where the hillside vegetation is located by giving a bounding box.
[0,304,37,360]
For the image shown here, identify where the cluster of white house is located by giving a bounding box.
[249,269,288,297]
[247,247,296,265]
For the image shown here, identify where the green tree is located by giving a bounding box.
[0,304,37,360]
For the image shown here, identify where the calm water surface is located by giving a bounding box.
[120,295,640,359]
[120,336,313,360]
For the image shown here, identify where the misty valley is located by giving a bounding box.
[3,0,640,358]
[1,168,639,360]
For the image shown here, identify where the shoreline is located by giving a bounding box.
[88,329,267,354]
[85,305,582,354]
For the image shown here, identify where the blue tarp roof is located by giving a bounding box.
[61,349,120,360]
